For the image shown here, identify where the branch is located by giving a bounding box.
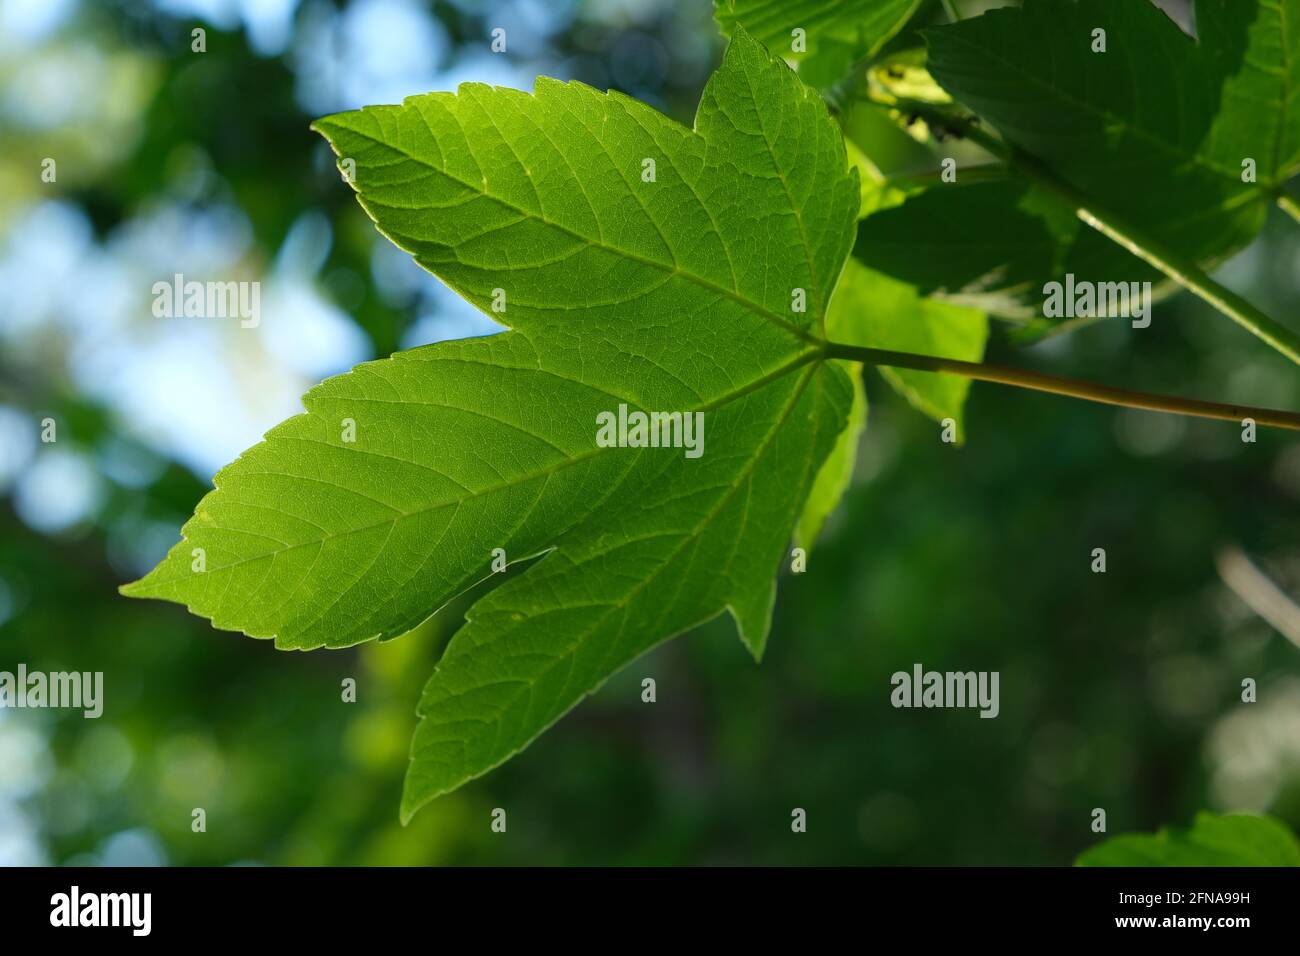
[821,341,1300,431]
[1216,546,1300,649]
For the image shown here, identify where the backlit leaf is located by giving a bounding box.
[124,29,862,816]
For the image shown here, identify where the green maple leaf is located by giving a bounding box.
[854,0,1300,328]
[711,0,985,491]
[123,29,862,818]
[1077,813,1300,867]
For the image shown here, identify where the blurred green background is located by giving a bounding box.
[1,0,1298,866]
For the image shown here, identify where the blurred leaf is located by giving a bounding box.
[847,138,922,217]
[829,258,987,438]
[1077,813,1300,867]
[867,48,950,107]
[1195,0,1300,183]
[864,46,954,142]
[125,30,861,816]
[921,0,1284,287]
[847,0,1300,331]
[714,0,923,87]
[854,177,1175,324]
[857,179,1069,317]
[797,362,866,549]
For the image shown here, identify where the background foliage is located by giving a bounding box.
[1,0,1299,865]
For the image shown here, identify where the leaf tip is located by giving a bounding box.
[307,114,336,142]
[118,569,160,599]
[399,775,434,826]
[727,602,770,663]
[309,111,359,158]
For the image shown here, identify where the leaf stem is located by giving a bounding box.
[875,101,1300,366]
[940,0,963,22]
[821,341,1300,431]
[1275,188,1300,226]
